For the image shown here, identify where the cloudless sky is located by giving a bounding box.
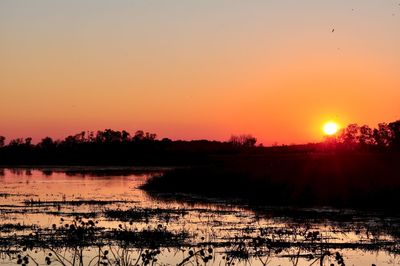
[1,0,399,145]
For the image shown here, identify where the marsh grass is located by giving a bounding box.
[24,200,137,207]
[104,208,187,223]
[0,223,37,233]
[1,214,399,265]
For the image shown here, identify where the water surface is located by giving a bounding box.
[0,168,398,265]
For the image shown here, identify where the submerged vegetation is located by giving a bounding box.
[0,168,399,265]
[0,208,399,265]
[104,207,187,223]
[1,206,399,265]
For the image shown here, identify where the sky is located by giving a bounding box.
[1,0,399,145]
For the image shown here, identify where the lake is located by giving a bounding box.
[0,167,399,265]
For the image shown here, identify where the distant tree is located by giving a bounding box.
[9,138,24,146]
[161,138,172,143]
[388,120,400,150]
[87,131,95,142]
[121,130,131,142]
[358,125,375,148]
[105,129,122,143]
[95,129,122,143]
[323,135,338,149]
[64,131,86,145]
[24,137,33,146]
[229,134,257,147]
[338,124,360,148]
[64,135,78,145]
[39,137,56,149]
[75,131,86,142]
[145,132,157,141]
[133,130,144,141]
[0,136,5,147]
[373,123,393,149]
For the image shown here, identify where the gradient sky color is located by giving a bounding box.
[1,0,399,145]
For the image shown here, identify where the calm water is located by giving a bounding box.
[0,168,399,266]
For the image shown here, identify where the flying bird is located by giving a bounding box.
[332,28,335,33]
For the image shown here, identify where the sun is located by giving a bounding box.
[323,121,339,136]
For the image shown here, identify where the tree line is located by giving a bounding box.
[329,120,400,151]
[0,119,398,165]
[0,130,258,165]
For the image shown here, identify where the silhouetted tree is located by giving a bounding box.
[9,138,24,146]
[229,134,257,147]
[373,123,393,149]
[133,130,145,141]
[145,132,157,140]
[389,120,400,150]
[39,137,56,149]
[2,120,399,166]
[338,124,360,148]
[95,129,123,143]
[24,137,33,146]
[161,138,172,143]
[121,130,131,142]
[358,125,375,148]
[87,131,96,142]
[64,131,86,145]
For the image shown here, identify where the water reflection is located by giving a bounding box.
[0,168,398,266]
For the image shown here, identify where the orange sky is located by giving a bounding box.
[1,1,399,145]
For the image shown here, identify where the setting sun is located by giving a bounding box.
[1,2,400,265]
[323,122,339,136]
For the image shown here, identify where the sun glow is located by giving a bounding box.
[323,122,339,136]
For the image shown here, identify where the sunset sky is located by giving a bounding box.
[1,1,399,145]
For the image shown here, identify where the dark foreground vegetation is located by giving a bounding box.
[0,204,399,266]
